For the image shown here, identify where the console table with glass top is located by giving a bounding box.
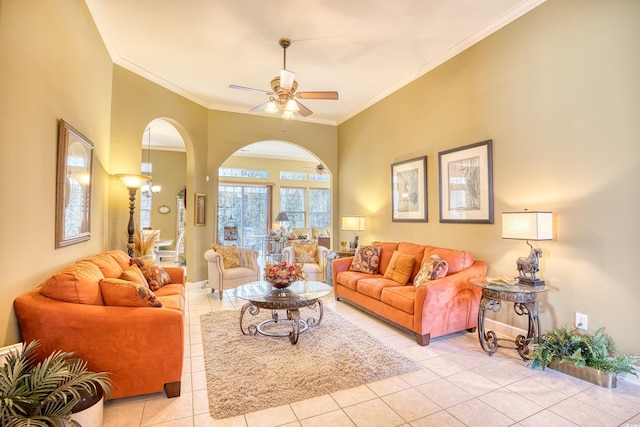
[234,281,333,344]
[469,277,548,360]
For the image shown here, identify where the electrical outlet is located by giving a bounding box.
[575,312,588,330]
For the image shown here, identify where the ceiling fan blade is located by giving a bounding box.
[296,91,339,100]
[295,100,313,117]
[229,84,273,95]
[280,70,296,91]
[250,101,269,112]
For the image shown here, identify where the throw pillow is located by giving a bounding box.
[39,261,105,305]
[130,256,172,292]
[414,254,449,287]
[383,251,416,285]
[293,242,318,263]
[99,278,163,308]
[349,245,381,274]
[212,244,241,269]
[119,265,148,287]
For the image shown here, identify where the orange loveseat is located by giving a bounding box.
[332,241,487,345]
[13,250,185,399]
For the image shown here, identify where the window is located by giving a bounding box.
[218,185,270,250]
[280,187,306,228]
[140,162,152,228]
[309,173,330,182]
[309,189,330,228]
[219,168,269,178]
[280,171,307,181]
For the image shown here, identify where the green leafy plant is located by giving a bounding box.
[0,340,111,427]
[530,326,639,376]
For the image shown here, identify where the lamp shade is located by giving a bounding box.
[116,174,151,189]
[342,215,366,231]
[275,212,290,222]
[502,211,553,240]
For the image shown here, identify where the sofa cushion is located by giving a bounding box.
[105,249,132,270]
[371,242,399,274]
[383,251,416,285]
[119,265,148,287]
[357,277,404,300]
[311,228,330,238]
[40,261,105,305]
[293,241,318,263]
[349,245,381,274]
[335,271,383,291]
[86,253,124,278]
[414,254,449,286]
[212,244,241,268]
[130,256,172,292]
[424,247,474,275]
[397,242,431,279]
[381,286,416,314]
[99,278,163,308]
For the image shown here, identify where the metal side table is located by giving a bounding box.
[470,277,548,360]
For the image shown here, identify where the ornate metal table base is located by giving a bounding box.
[239,299,324,345]
[477,288,541,360]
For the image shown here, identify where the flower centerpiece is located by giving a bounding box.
[264,261,305,288]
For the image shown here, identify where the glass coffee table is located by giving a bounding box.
[234,281,332,344]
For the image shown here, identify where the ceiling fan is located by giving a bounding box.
[229,38,339,119]
[304,163,327,174]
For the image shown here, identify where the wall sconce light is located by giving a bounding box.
[502,210,553,286]
[341,215,366,251]
[116,174,150,257]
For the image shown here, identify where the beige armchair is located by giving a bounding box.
[282,244,329,282]
[204,247,259,299]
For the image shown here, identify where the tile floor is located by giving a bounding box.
[103,282,640,427]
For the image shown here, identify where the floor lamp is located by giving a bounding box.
[116,174,150,257]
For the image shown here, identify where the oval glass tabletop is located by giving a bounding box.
[234,280,332,303]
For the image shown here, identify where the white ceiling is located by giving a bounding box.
[87,0,545,156]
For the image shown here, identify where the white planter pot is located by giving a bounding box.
[68,396,104,426]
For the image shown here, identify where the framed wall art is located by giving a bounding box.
[195,193,207,226]
[391,156,427,222]
[438,139,493,224]
[55,120,94,248]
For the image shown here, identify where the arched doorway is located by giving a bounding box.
[218,140,332,259]
[140,118,187,264]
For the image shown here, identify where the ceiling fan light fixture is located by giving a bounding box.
[264,100,279,114]
[285,99,299,112]
[281,110,295,120]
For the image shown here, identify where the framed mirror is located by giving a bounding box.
[55,119,94,248]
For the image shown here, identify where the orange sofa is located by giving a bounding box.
[13,250,185,399]
[332,241,487,345]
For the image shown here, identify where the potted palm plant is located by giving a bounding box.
[0,340,111,426]
[530,326,639,388]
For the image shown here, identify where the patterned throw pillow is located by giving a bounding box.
[212,244,241,269]
[349,245,381,274]
[119,265,148,287]
[130,256,172,292]
[383,251,416,285]
[293,242,318,263]
[413,254,449,287]
[99,278,163,308]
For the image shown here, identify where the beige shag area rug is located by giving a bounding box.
[200,306,422,419]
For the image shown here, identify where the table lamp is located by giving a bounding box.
[341,215,366,251]
[502,210,553,286]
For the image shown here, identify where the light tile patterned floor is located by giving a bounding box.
[103,282,640,427]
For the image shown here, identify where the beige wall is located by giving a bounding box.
[143,149,187,243]
[0,0,113,344]
[338,0,640,353]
